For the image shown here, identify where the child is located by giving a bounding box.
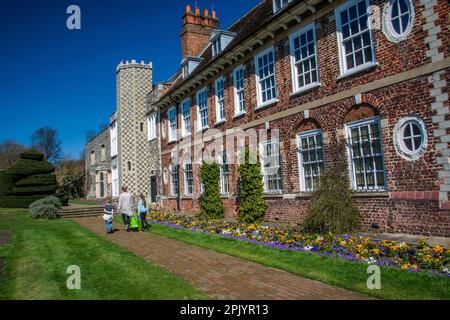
[138,194,150,231]
[103,199,114,234]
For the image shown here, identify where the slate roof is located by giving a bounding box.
[160,0,301,102]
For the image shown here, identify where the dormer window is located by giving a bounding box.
[273,0,292,13]
[181,57,202,79]
[210,30,236,57]
[212,38,222,56]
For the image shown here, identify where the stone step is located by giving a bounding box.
[58,206,104,218]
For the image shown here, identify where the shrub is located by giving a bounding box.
[0,171,13,196]
[238,149,266,223]
[199,161,224,220]
[29,195,62,209]
[15,174,57,187]
[304,140,361,234]
[19,152,44,161]
[6,158,54,180]
[30,204,58,219]
[13,185,58,195]
[0,195,48,208]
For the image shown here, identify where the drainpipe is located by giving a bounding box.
[168,93,181,211]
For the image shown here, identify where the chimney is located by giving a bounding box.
[181,4,220,58]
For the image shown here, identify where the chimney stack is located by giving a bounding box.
[181,3,220,58]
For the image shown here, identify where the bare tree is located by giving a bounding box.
[85,130,98,143]
[30,127,62,164]
[0,140,26,170]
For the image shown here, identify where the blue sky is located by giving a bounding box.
[0,0,260,159]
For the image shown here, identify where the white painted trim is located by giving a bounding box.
[345,116,388,191]
[167,105,177,143]
[196,87,209,131]
[393,116,428,161]
[181,97,192,137]
[335,0,377,77]
[289,22,320,93]
[233,64,246,116]
[214,76,226,123]
[296,129,324,192]
[254,46,277,108]
[382,0,415,43]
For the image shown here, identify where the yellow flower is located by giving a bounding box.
[433,245,444,254]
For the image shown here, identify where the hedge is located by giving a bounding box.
[19,152,45,161]
[15,174,57,187]
[0,171,14,196]
[6,158,54,180]
[0,195,50,208]
[13,185,58,195]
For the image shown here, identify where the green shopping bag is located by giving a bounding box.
[130,213,139,230]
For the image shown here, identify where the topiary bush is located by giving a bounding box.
[29,195,62,210]
[237,148,267,223]
[199,161,224,220]
[0,152,58,208]
[30,204,58,219]
[15,174,57,187]
[304,140,361,234]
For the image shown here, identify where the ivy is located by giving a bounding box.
[238,149,266,223]
[199,161,224,220]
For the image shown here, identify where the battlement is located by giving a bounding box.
[117,59,153,72]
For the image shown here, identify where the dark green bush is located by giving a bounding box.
[20,152,45,161]
[6,158,54,181]
[0,195,48,208]
[55,193,69,207]
[13,185,58,195]
[304,140,361,234]
[30,204,58,219]
[29,195,62,209]
[15,174,57,187]
[0,171,14,196]
[237,149,266,223]
[199,161,224,220]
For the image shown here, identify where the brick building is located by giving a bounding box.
[154,0,450,236]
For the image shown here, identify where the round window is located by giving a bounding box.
[394,117,427,161]
[383,0,415,42]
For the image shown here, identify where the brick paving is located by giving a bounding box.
[73,216,371,300]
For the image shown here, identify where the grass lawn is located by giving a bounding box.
[0,208,208,300]
[144,222,450,300]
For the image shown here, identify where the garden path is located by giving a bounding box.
[73,216,371,300]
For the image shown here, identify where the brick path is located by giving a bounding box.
[73,217,371,300]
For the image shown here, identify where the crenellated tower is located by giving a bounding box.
[116,60,153,196]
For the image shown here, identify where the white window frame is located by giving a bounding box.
[233,65,246,117]
[393,116,427,161]
[382,0,415,42]
[219,150,230,195]
[215,77,226,124]
[170,163,179,196]
[289,23,320,94]
[212,38,222,56]
[167,106,177,143]
[297,129,325,192]
[196,87,209,131]
[147,113,156,141]
[335,0,377,77]
[259,139,283,194]
[273,0,292,13]
[184,160,194,196]
[111,165,119,197]
[181,98,191,137]
[345,117,387,192]
[110,122,118,157]
[255,47,278,109]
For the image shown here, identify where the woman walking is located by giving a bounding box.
[117,186,133,232]
[138,194,150,231]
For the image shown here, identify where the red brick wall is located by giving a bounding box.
[159,0,450,236]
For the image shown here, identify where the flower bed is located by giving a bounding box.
[148,210,450,277]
